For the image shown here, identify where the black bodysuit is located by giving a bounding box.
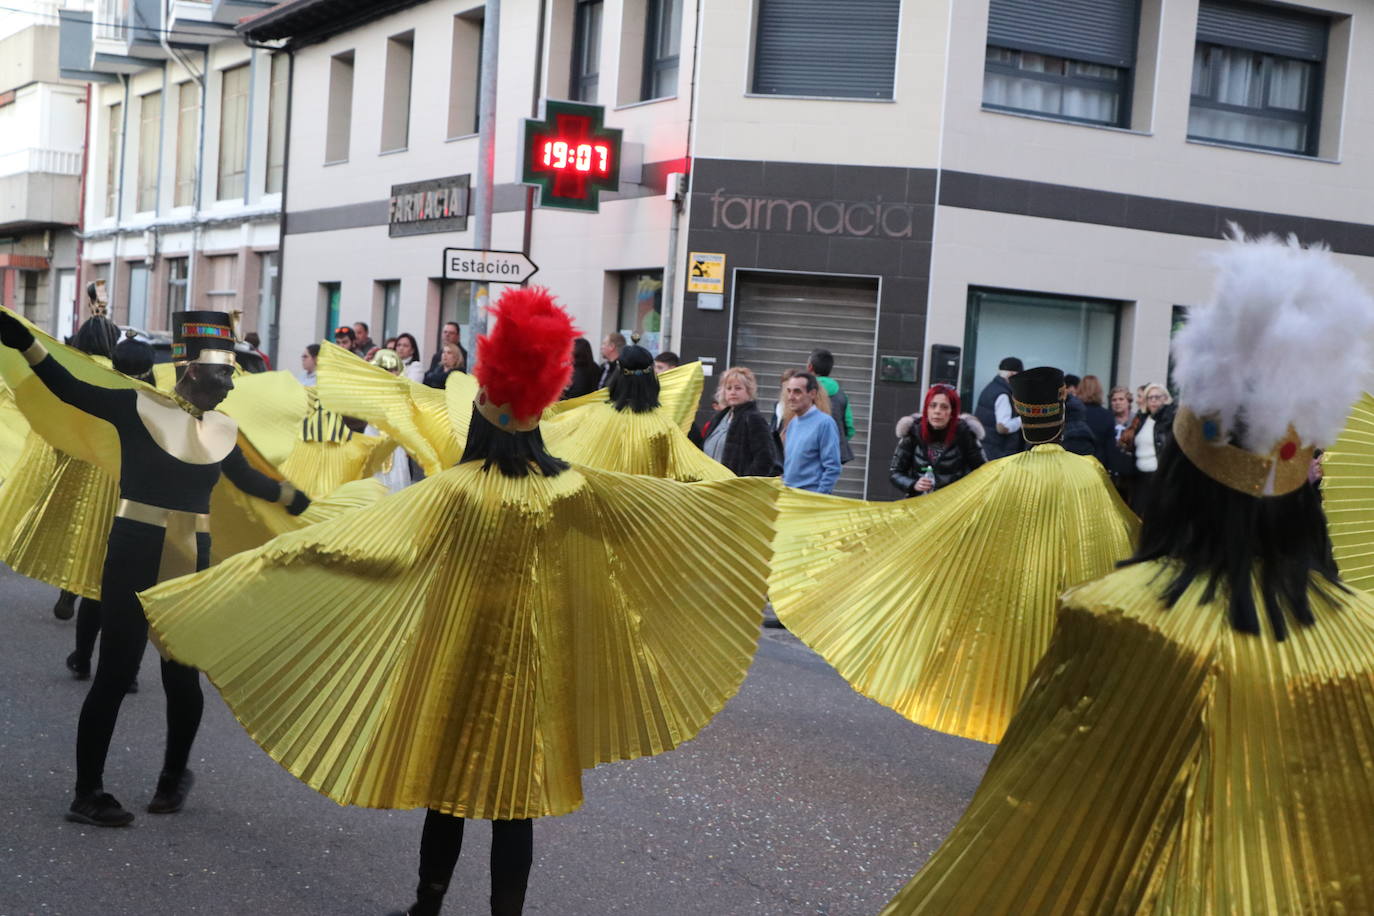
[30,354,291,794]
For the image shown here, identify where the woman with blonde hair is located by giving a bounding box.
[701,366,779,477]
[1130,382,1175,512]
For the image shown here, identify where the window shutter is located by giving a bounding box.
[1196,1,1327,61]
[987,0,1140,68]
[752,0,900,100]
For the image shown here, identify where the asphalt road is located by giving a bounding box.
[0,565,993,916]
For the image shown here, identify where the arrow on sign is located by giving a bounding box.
[442,248,540,284]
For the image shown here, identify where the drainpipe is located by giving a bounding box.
[73,83,90,336]
[470,0,500,356]
[110,73,130,314]
[661,0,704,354]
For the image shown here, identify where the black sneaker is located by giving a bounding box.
[147,769,194,814]
[65,651,91,680]
[67,792,135,827]
[53,592,77,621]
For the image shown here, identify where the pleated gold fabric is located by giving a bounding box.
[0,380,28,480]
[217,371,312,469]
[769,444,1139,744]
[1323,392,1374,591]
[542,402,732,482]
[139,465,779,819]
[0,431,118,598]
[546,361,705,434]
[278,434,396,498]
[315,342,475,475]
[208,476,386,562]
[883,561,1374,915]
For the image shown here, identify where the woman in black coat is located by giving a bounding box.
[700,366,779,477]
[889,383,986,497]
[1077,375,1118,468]
[561,337,600,400]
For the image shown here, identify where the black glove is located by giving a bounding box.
[286,490,312,516]
[0,310,35,351]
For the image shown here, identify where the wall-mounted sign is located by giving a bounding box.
[442,248,539,284]
[880,355,919,383]
[519,100,623,212]
[389,175,470,237]
[687,252,725,293]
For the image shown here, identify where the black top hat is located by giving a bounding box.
[172,310,237,367]
[1009,366,1066,444]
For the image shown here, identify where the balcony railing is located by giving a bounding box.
[94,0,129,41]
[0,147,83,179]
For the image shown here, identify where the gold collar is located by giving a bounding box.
[171,390,204,418]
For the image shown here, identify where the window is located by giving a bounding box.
[166,256,188,315]
[983,0,1139,127]
[376,279,401,341]
[641,0,681,100]
[105,102,122,217]
[265,54,288,193]
[751,0,900,99]
[570,0,603,102]
[381,32,414,152]
[326,51,355,163]
[961,288,1120,408]
[1188,1,1327,156]
[136,91,160,212]
[174,81,199,207]
[320,281,341,335]
[206,254,238,311]
[616,269,663,354]
[447,13,483,139]
[217,65,250,200]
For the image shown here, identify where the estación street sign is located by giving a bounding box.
[442,248,540,284]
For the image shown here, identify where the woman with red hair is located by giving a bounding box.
[889,383,986,496]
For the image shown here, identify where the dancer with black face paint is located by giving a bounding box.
[0,308,311,827]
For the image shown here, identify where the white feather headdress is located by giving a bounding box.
[1172,228,1374,456]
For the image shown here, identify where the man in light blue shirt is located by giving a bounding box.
[781,372,842,494]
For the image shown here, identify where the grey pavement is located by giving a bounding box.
[0,565,993,916]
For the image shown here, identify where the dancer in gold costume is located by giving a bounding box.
[541,343,731,482]
[769,366,1138,744]
[139,288,779,916]
[884,232,1374,915]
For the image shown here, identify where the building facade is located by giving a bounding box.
[0,3,87,338]
[243,0,1374,498]
[59,0,284,353]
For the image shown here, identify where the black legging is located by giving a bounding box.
[72,597,143,681]
[418,809,533,916]
[74,520,206,797]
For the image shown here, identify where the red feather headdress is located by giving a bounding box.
[473,287,579,431]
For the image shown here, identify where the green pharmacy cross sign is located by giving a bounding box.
[519,100,623,212]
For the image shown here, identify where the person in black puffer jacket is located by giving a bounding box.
[890,383,986,497]
[701,366,780,476]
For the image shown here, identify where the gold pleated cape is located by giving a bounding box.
[315,341,475,476]
[547,361,704,434]
[884,561,1374,915]
[769,444,1139,744]
[139,465,778,820]
[0,431,118,598]
[542,402,732,482]
[0,380,29,479]
[1323,392,1374,591]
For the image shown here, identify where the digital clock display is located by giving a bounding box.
[520,100,622,212]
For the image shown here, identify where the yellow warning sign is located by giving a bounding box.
[687,252,725,293]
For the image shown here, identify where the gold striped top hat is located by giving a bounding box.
[172,311,237,367]
[1010,366,1066,444]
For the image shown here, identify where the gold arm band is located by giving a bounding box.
[22,340,48,366]
[276,481,298,507]
[474,388,541,432]
[1173,406,1313,498]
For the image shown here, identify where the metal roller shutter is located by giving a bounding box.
[751,0,900,99]
[732,273,878,500]
[1196,0,1327,61]
[986,0,1140,67]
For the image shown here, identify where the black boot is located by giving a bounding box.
[53,590,77,621]
[67,791,135,827]
[66,651,91,680]
[386,881,447,916]
[147,768,194,814]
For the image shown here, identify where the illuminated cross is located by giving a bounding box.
[520,100,623,212]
